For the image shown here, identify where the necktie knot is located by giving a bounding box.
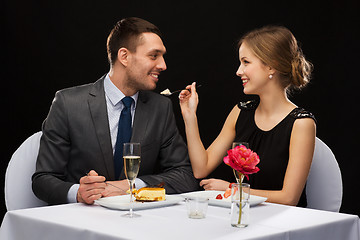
[122,96,133,109]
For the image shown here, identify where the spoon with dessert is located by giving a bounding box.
[160,85,202,96]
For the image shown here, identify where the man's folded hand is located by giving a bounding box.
[77,170,106,204]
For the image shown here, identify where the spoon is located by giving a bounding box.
[86,171,129,195]
[160,84,202,96]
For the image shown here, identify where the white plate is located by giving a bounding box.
[181,190,267,208]
[95,195,183,211]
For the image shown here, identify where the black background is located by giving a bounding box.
[2,0,359,221]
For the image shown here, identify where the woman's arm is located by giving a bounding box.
[179,83,239,179]
[250,118,316,205]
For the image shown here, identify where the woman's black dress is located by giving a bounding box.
[233,100,316,207]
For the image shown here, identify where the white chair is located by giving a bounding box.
[306,137,342,212]
[5,131,47,211]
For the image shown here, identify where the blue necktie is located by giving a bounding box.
[113,96,134,180]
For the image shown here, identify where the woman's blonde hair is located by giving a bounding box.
[238,26,313,92]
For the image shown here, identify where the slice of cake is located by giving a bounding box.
[135,187,166,202]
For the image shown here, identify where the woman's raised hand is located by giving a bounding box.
[179,82,198,118]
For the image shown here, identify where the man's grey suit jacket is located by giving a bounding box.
[32,75,199,205]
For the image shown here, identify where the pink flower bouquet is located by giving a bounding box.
[223,145,260,180]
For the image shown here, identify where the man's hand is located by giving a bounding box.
[77,170,106,204]
[102,180,129,197]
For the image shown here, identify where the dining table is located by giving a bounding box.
[1,192,359,240]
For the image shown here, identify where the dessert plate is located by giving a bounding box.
[95,195,183,211]
[181,190,267,208]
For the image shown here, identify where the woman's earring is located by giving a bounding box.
[269,74,273,79]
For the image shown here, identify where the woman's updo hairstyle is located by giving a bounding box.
[238,26,313,92]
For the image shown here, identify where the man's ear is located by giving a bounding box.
[117,47,130,67]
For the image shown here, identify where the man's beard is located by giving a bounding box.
[126,71,157,92]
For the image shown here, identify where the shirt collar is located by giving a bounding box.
[104,73,138,109]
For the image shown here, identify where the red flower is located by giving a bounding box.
[223,145,260,179]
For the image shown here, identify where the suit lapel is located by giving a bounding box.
[131,91,150,143]
[88,77,115,179]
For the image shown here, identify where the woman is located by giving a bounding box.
[179,26,316,207]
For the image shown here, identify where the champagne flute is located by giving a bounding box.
[232,142,249,183]
[122,143,141,218]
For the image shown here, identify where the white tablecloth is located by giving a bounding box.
[1,200,359,240]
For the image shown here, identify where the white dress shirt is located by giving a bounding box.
[67,73,146,203]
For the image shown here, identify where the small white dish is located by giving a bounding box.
[95,195,183,211]
[181,190,267,208]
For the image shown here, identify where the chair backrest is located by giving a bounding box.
[5,131,47,211]
[306,137,342,212]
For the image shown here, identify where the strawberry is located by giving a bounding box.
[224,188,231,198]
[216,194,223,200]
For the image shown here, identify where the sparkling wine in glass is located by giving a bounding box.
[122,143,141,218]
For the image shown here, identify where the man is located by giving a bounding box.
[32,17,199,205]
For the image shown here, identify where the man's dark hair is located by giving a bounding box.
[106,17,162,66]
